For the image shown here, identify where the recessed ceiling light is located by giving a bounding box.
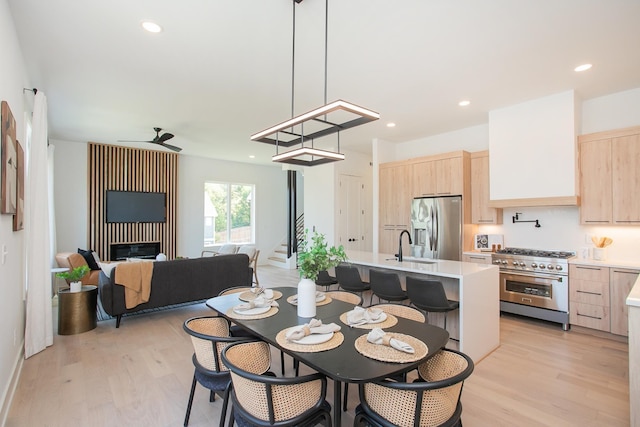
[386,122,396,128]
[574,63,592,72]
[458,100,471,107]
[249,155,255,159]
[142,21,163,33]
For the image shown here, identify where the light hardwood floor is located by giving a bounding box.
[6,266,629,426]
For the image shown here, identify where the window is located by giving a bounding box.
[204,182,254,246]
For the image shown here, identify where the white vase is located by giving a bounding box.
[297,278,317,318]
[70,281,82,293]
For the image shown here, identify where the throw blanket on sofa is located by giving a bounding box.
[114,262,154,309]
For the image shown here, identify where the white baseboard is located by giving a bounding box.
[0,343,24,427]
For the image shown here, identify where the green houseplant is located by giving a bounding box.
[297,229,347,281]
[56,265,90,292]
[296,229,347,317]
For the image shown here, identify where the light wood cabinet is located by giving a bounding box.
[462,253,492,264]
[610,268,639,336]
[570,264,610,332]
[379,162,411,254]
[579,126,640,225]
[612,134,640,224]
[412,156,463,197]
[470,151,502,224]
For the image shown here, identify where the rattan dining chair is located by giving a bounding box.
[222,341,333,427]
[406,276,459,332]
[183,316,243,427]
[354,348,474,427]
[369,269,409,305]
[335,265,372,306]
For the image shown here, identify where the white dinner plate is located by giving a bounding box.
[233,305,271,315]
[293,332,334,345]
[316,293,326,302]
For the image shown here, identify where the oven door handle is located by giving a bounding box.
[502,271,564,282]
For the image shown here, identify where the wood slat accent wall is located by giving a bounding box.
[88,143,178,260]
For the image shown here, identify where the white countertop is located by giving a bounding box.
[345,250,497,279]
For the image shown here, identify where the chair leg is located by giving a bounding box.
[280,350,285,375]
[218,385,231,427]
[184,374,197,426]
[210,389,215,402]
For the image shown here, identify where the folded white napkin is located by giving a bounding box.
[285,318,341,341]
[346,306,384,326]
[366,328,415,354]
[251,287,273,299]
[235,296,279,311]
[290,291,325,304]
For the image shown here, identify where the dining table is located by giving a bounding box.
[206,286,449,426]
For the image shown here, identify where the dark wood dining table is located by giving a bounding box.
[206,287,449,426]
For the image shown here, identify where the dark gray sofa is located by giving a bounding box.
[99,254,252,327]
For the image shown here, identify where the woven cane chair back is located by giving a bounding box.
[372,303,426,323]
[184,316,233,372]
[325,290,363,306]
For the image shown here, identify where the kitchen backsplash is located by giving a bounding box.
[477,206,640,263]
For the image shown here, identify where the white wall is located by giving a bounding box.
[177,155,287,258]
[0,0,29,420]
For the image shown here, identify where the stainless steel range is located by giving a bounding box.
[492,247,575,330]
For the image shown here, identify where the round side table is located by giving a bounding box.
[58,285,98,335]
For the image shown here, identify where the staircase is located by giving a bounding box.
[266,214,304,270]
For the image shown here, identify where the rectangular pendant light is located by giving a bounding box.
[272,146,346,166]
[251,99,379,147]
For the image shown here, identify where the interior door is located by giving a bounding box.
[338,174,364,251]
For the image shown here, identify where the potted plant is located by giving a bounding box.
[56,265,90,293]
[296,230,347,317]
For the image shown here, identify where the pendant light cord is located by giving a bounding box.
[291,0,296,120]
[324,0,328,106]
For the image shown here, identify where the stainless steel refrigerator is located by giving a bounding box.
[410,196,462,261]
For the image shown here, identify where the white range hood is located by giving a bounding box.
[488,90,580,208]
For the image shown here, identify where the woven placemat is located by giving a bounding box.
[275,328,344,353]
[354,333,428,363]
[339,312,398,329]
[226,306,279,320]
[286,295,333,306]
[238,290,283,302]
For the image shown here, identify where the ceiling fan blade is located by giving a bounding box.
[157,141,182,152]
[157,132,174,143]
[117,139,152,143]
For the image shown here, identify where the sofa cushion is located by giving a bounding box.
[78,248,101,270]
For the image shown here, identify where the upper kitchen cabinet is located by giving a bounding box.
[411,153,463,197]
[488,91,580,208]
[578,126,640,225]
[379,161,411,227]
[470,151,502,224]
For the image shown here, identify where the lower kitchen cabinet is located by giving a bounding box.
[569,263,639,336]
[610,268,639,336]
[570,264,610,332]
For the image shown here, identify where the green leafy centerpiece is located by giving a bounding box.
[297,230,347,317]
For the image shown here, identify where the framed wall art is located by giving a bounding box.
[1,100,18,214]
[13,140,24,231]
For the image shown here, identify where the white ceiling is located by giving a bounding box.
[7,0,640,165]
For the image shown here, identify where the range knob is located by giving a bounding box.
[519,262,526,267]
[512,261,519,266]
[547,264,554,270]
[531,262,537,268]
[539,264,546,269]
[555,265,563,271]
[501,260,508,265]
[493,260,501,264]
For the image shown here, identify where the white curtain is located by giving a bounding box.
[24,92,53,358]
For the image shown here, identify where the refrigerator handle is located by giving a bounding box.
[429,206,434,251]
[434,204,439,252]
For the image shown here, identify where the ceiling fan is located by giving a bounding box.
[118,127,182,152]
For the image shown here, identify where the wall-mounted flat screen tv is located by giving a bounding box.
[106,191,166,223]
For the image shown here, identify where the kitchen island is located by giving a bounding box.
[345,250,500,362]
